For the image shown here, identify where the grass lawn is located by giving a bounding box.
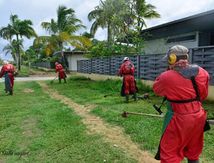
[50,75,214,163]
[0,75,213,162]
[0,82,136,163]
[15,65,55,77]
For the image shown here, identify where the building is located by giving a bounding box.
[53,51,88,71]
[141,10,214,54]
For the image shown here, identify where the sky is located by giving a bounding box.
[1,0,214,60]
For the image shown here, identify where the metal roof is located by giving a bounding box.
[53,51,88,56]
[141,9,214,39]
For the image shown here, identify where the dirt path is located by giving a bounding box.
[38,81,159,163]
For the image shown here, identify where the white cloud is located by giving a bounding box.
[146,0,214,27]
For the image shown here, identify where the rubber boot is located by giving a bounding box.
[133,93,137,101]
[9,90,13,95]
[59,78,61,84]
[125,95,129,103]
[64,78,67,83]
[188,159,199,163]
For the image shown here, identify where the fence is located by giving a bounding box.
[32,62,51,69]
[191,46,214,85]
[77,46,214,85]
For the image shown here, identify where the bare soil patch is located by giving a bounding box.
[74,72,121,81]
[19,117,41,150]
[23,88,34,93]
[21,117,39,137]
[38,81,159,163]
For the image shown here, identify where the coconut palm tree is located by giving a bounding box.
[88,0,160,44]
[129,0,160,33]
[88,0,116,43]
[36,5,91,71]
[38,5,91,55]
[0,14,37,70]
[2,39,23,65]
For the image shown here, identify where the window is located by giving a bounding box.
[167,35,196,43]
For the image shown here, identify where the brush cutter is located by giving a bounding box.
[104,93,115,97]
[208,120,214,125]
[50,76,57,84]
[152,97,167,115]
[121,111,164,118]
[134,93,150,100]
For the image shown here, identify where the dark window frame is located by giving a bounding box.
[167,35,196,43]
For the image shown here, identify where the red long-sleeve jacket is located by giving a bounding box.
[118,60,136,95]
[0,63,15,77]
[118,60,135,76]
[55,63,66,79]
[153,67,209,114]
[0,63,15,88]
[153,66,209,162]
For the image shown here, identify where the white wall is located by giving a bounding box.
[67,54,88,71]
[144,32,199,54]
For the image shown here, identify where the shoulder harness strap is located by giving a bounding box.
[167,65,200,103]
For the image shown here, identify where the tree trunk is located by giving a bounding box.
[16,35,21,71]
[107,23,113,43]
[18,52,21,71]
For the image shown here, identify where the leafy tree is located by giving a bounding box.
[88,0,126,43]
[114,0,160,54]
[23,45,39,68]
[127,0,160,32]
[2,39,23,65]
[0,14,37,70]
[36,5,91,61]
[86,40,137,58]
[88,0,160,55]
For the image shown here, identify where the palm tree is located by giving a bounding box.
[2,39,23,65]
[24,46,39,69]
[88,0,160,44]
[36,5,91,70]
[3,42,17,63]
[130,0,160,33]
[0,14,37,70]
[88,0,115,43]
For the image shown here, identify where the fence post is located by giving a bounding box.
[137,55,140,79]
[189,48,193,64]
[109,57,111,75]
[90,58,92,74]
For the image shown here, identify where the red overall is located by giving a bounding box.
[55,63,66,79]
[0,63,15,89]
[119,60,136,95]
[153,67,209,163]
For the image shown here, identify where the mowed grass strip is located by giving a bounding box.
[0,82,136,163]
[51,75,214,162]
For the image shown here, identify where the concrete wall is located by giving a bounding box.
[144,32,199,54]
[67,54,87,71]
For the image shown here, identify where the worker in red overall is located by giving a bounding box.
[118,57,137,102]
[153,45,210,163]
[55,62,67,83]
[0,60,15,95]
